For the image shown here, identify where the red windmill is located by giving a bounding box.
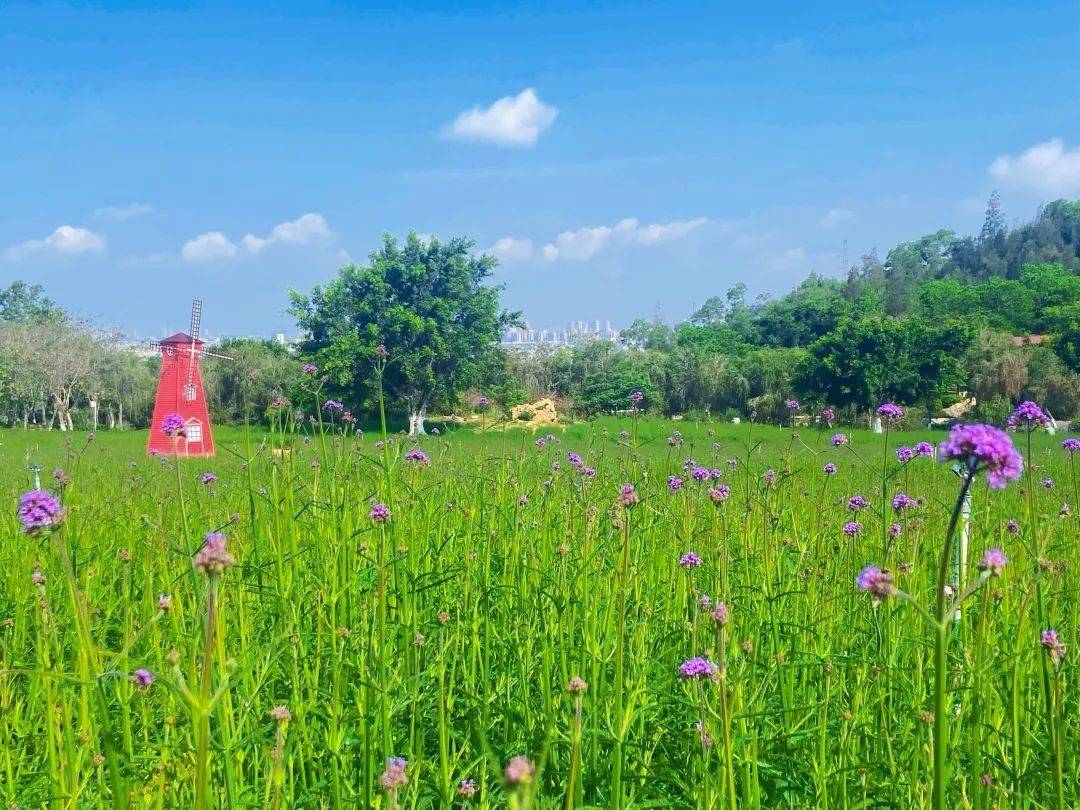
[147,300,234,457]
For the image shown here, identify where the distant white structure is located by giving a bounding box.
[502,319,619,348]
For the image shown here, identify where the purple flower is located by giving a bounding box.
[679,657,718,680]
[370,503,391,523]
[1042,477,1054,489]
[618,429,629,438]
[404,449,431,465]
[764,469,777,486]
[821,407,836,421]
[710,601,730,626]
[978,547,1008,577]
[193,532,236,576]
[691,466,710,481]
[831,433,848,446]
[1062,438,1080,453]
[474,395,490,407]
[458,779,477,799]
[891,493,916,512]
[895,446,914,463]
[1006,518,1020,534]
[1009,400,1049,428]
[668,475,684,493]
[130,669,155,690]
[301,363,318,375]
[939,423,1023,488]
[698,594,712,611]
[534,438,546,448]
[1041,629,1067,662]
[915,441,935,458]
[786,399,801,411]
[322,399,344,411]
[707,484,730,503]
[843,521,862,536]
[823,463,837,474]
[505,755,535,787]
[629,390,644,403]
[847,494,869,511]
[856,565,895,597]
[160,413,185,435]
[373,344,389,358]
[888,522,902,537]
[567,452,582,464]
[380,757,408,791]
[17,490,65,534]
[201,472,217,485]
[679,551,702,568]
[877,403,904,421]
[618,483,639,507]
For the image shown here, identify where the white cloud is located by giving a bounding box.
[181,213,334,262]
[636,217,708,244]
[6,225,106,259]
[94,203,154,221]
[181,231,237,262]
[542,216,707,261]
[443,88,557,147]
[487,236,534,261]
[819,207,854,229]
[989,138,1080,196]
[241,213,335,253]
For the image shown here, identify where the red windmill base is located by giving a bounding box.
[147,300,233,457]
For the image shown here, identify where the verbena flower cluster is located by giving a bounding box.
[938,423,1023,488]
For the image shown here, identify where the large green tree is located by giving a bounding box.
[793,317,973,416]
[289,233,519,433]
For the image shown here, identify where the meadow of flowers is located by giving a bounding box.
[1,401,1077,808]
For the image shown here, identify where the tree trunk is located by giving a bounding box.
[871,414,882,433]
[118,400,124,430]
[408,407,428,436]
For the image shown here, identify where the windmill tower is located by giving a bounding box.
[147,300,234,457]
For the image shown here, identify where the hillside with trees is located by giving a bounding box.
[494,197,1080,425]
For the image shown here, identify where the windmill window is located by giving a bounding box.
[186,421,203,443]
[184,383,197,401]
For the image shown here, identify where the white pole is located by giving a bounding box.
[953,487,972,622]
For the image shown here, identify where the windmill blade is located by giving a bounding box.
[186,300,202,389]
[198,349,236,361]
[189,299,203,342]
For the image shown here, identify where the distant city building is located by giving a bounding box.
[502,319,619,348]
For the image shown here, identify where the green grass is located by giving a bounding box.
[0,416,1075,807]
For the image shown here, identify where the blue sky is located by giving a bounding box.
[2,0,1079,337]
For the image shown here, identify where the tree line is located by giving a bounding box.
[3,195,1080,432]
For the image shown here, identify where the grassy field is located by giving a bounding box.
[0,416,1076,807]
